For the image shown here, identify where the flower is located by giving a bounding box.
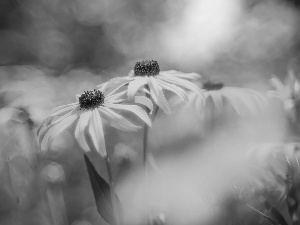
[172,81,268,117]
[268,70,300,111]
[98,60,203,114]
[37,86,152,156]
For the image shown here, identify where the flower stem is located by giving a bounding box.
[143,108,150,225]
[143,124,149,166]
[143,103,159,225]
[105,155,120,225]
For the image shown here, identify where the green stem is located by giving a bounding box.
[105,155,120,225]
[143,124,149,166]
[246,204,276,224]
[143,104,159,225]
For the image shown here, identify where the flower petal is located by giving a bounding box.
[134,96,153,114]
[37,117,53,136]
[50,103,78,115]
[52,109,78,125]
[88,110,106,156]
[128,70,134,77]
[106,90,127,101]
[100,107,141,131]
[223,88,268,116]
[100,77,131,96]
[96,81,108,90]
[159,70,201,80]
[41,113,78,151]
[158,75,202,94]
[270,76,284,93]
[286,69,296,87]
[156,79,188,102]
[127,77,148,99]
[141,88,150,95]
[104,103,151,127]
[38,109,76,137]
[38,123,54,148]
[186,92,205,114]
[195,93,205,114]
[205,91,223,111]
[50,104,78,117]
[75,111,92,152]
[148,77,171,114]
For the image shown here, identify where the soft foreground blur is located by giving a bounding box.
[118,95,295,225]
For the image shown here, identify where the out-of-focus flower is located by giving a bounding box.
[37,86,151,156]
[245,143,298,206]
[98,60,203,114]
[0,67,57,125]
[172,81,268,117]
[268,70,300,113]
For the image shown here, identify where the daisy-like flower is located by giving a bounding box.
[173,81,268,117]
[98,60,203,114]
[37,86,151,156]
[268,70,300,112]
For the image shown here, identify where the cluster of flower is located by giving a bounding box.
[37,60,203,156]
[37,60,300,158]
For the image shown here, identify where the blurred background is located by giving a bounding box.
[1,0,300,224]
[0,0,300,79]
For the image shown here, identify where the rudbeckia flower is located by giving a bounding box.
[268,70,300,111]
[173,81,268,117]
[98,60,203,114]
[37,86,151,156]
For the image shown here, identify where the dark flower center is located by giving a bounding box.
[79,89,105,109]
[203,81,224,91]
[134,60,160,76]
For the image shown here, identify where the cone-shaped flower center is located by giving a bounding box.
[134,60,160,76]
[79,89,105,109]
[203,81,223,91]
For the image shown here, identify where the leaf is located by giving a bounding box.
[84,155,122,225]
[264,201,289,225]
[263,215,279,225]
[247,204,278,225]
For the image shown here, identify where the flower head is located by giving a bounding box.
[79,89,105,109]
[205,83,267,116]
[268,70,300,111]
[134,60,160,77]
[98,60,203,114]
[172,81,268,117]
[37,86,151,156]
[202,81,224,91]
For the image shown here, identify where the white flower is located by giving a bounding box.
[268,70,300,111]
[37,86,151,156]
[173,81,268,117]
[98,60,203,114]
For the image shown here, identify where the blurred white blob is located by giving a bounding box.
[113,142,138,165]
[42,162,65,183]
[160,0,241,69]
[101,0,242,71]
[118,140,251,225]
[148,87,285,155]
[0,66,56,124]
[268,70,300,123]
[118,90,288,224]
